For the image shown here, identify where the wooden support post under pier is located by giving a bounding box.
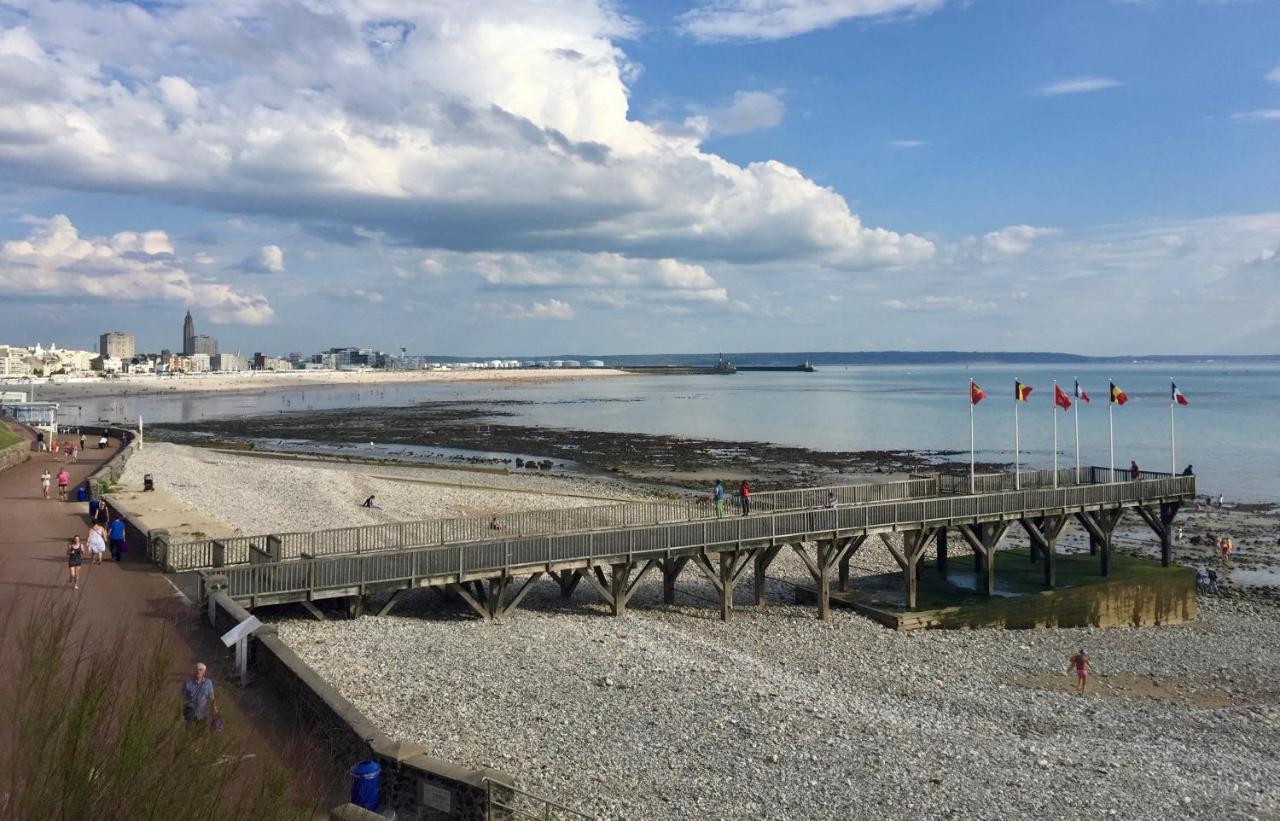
[1134,501,1182,567]
[1020,515,1068,590]
[753,545,782,605]
[936,528,948,576]
[661,557,688,605]
[1075,508,1124,578]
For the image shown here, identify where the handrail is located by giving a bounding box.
[207,474,1194,603]
[162,475,943,571]
[485,778,593,821]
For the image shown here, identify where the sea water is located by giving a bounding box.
[67,362,1280,501]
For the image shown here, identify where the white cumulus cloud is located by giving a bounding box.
[0,1,931,273]
[237,244,285,274]
[685,90,786,138]
[0,214,274,324]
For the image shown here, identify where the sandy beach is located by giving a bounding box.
[28,367,628,400]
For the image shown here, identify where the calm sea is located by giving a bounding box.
[70,362,1280,501]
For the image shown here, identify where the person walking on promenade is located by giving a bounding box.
[713,480,725,519]
[108,514,127,562]
[1068,649,1094,695]
[95,500,110,529]
[181,663,216,726]
[40,468,51,499]
[69,445,77,463]
[98,434,108,449]
[739,480,751,516]
[1129,461,1140,481]
[56,467,69,501]
[67,536,84,590]
[87,522,108,565]
[79,432,86,450]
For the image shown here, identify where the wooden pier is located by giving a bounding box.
[196,468,1193,623]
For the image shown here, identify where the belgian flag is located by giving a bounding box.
[1014,380,1032,401]
[1109,382,1129,405]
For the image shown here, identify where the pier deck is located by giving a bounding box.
[198,468,1193,622]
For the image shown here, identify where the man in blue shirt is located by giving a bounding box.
[108,515,127,562]
[713,480,724,519]
[181,662,216,724]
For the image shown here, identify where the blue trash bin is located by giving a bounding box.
[76,485,87,503]
[350,760,381,811]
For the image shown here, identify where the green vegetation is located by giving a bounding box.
[0,595,322,820]
[0,425,21,450]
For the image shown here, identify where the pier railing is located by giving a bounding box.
[940,466,1176,495]
[207,473,1195,604]
[158,475,942,571]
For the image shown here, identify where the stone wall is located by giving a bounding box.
[205,586,513,821]
[0,420,31,472]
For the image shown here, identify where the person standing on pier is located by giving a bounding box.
[713,480,724,518]
[1068,649,1094,695]
[1130,460,1140,481]
[739,480,751,516]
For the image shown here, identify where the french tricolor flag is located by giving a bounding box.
[1172,382,1189,406]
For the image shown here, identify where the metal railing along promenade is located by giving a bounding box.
[207,472,1194,606]
[939,465,1175,495]
[159,475,942,571]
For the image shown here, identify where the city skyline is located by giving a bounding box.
[0,1,1277,356]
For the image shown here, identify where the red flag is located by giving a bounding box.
[1074,379,1090,404]
[1014,381,1032,401]
[1054,383,1072,411]
[1172,382,1188,406]
[970,381,986,405]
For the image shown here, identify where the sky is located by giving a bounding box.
[0,0,1277,357]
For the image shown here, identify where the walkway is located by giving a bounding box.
[0,425,338,803]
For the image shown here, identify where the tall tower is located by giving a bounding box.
[182,309,195,356]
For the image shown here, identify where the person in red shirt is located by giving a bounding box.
[739,480,751,516]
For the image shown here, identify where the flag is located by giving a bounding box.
[1074,380,1090,404]
[1015,380,1033,401]
[1172,382,1188,406]
[970,381,986,405]
[1109,382,1128,405]
[1054,383,1072,411]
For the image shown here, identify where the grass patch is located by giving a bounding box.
[0,594,323,820]
[0,425,21,450]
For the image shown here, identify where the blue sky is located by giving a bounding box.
[0,0,1277,357]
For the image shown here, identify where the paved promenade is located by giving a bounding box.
[0,425,333,799]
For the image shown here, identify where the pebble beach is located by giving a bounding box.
[128,442,1280,819]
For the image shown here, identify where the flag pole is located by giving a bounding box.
[1013,379,1021,490]
[1108,388,1115,480]
[1073,380,1080,485]
[969,382,976,495]
[1052,380,1059,488]
[1170,380,1176,476]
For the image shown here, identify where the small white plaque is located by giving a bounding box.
[420,783,452,812]
[219,615,264,647]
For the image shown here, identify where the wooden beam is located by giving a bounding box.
[496,572,544,618]
[790,542,822,582]
[622,559,659,606]
[936,527,948,576]
[375,588,409,617]
[753,546,781,606]
[580,565,616,608]
[448,582,492,621]
[661,556,689,605]
[553,569,582,599]
[877,533,908,572]
[299,600,326,621]
[691,553,724,593]
[719,551,734,622]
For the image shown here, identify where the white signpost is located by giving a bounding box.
[220,615,264,684]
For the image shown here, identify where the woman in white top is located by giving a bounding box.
[40,469,51,499]
[86,523,108,565]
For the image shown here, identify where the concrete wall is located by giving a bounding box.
[0,419,32,472]
[205,587,514,821]
[907,569,1197,631]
